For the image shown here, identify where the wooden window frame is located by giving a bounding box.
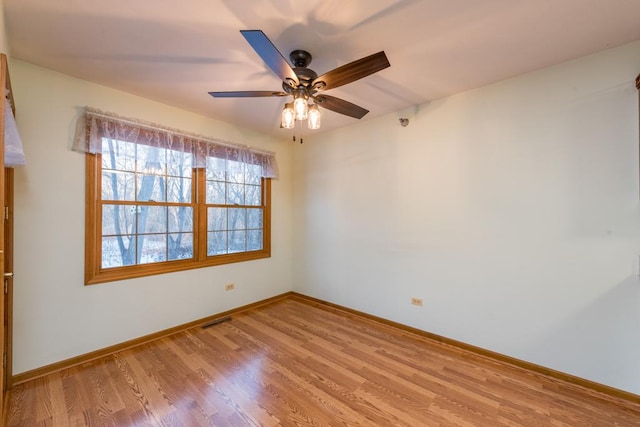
[84,152,271,285]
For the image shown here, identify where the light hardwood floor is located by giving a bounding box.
[6,296,640,426]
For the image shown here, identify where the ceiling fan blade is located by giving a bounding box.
[312,51,390,91]
[209,91,288,98]
[240,30,299,88]
[314,95,369,119]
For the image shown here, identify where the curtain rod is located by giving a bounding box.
[84,107,276,156]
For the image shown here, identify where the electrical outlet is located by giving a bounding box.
[225,283,235,291]
[411,297,423,306]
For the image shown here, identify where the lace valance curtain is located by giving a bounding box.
[72,107,279,179]
[5,98,26,166]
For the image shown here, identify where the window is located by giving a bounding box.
[75,109,277,285]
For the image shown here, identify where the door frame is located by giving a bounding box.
[0,52,14,420]
[3,168,13,391]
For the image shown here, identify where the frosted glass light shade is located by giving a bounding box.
[293,93,308,120]
[307,104,321,129]
[281,102,295,129]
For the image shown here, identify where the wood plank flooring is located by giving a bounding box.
[6,296,640,426]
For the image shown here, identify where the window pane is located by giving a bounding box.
[208,231,228,255]
[102,235,135,268]
[167,176,191,203]
[246,164,262,185]
[167,149,192,177]
[206,157,226,181]
[137,174,166,202]
[208,207,227,231]
[227,160,245,183]
[247,208,263,229]
[168,232,193,260]
[245,184,261,206]
[228,208,246,230]
[136,145,166,175]
[102,138,136,172]
[137,206,167,234]
[247,230,263,251]
[229,230,246,253]
[102,204,136,236]
[102,171,136,201]
[227,183,244,205]
[138,234,167,264]
[168,206,193,233]
[206,180,225,204]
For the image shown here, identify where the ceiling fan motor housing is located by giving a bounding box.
[288,50,318,90]
[290,49,312,67]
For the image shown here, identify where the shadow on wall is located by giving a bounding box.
[530,275,640,394]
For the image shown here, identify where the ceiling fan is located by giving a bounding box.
[209,30,390,130]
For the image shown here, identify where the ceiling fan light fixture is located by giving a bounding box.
[293,90,308,120]
[281,102,295,129]
[210,31,391,134]
[307,103,321,130]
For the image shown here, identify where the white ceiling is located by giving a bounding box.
[4,0,640,137]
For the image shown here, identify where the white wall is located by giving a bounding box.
[0,0,7,55]
[9,60,293,374]
[293,41,640,394]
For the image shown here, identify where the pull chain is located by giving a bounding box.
[291,120,304,144]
